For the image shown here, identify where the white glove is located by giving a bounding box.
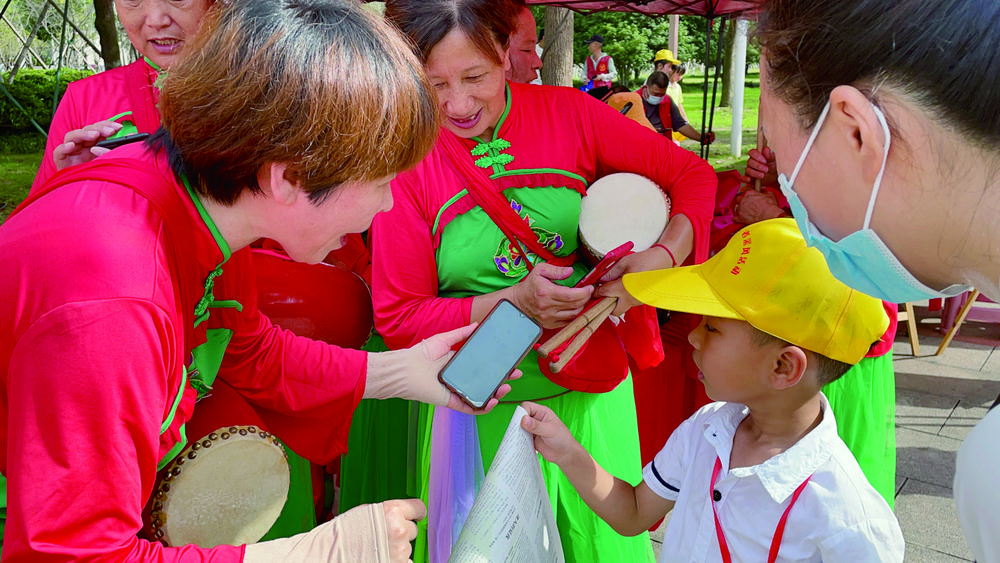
[597,73,613,82]
[243,502,389,563]
[363,324,477,406]
[242,500,425,563]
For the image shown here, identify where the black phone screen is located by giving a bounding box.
[95,132,150,150]
[439,300,542,408]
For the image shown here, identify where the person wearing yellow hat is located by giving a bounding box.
[520,218,904,562]
[651,48,680,73]
[650,50,696,143]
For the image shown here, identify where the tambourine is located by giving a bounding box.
[579,173,670,263]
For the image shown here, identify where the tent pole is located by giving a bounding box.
[707,17,727,161]
[701,18,711,159]
[53,0,70,116]
[730,17,748,158]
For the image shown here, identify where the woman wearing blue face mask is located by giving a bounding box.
[757,1,1000,561]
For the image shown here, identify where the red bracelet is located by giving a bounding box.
[653,244,677,267]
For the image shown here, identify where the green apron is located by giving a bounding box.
[823,353,896,508]
[342,96,653,561]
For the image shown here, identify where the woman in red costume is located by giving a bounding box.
[32,0,214,191]
[365,1,716,561]
[0,1,512,561]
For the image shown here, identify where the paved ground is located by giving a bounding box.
[650,300,1000,562]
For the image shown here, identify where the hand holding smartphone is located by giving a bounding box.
[438,299,541,409]
[95,132,150,150]
[574,241,634,288]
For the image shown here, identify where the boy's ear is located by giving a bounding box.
[769,345,808,390]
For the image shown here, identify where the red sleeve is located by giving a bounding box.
[581,92,718,264]
[217,311,367,463]
[867,301,898,357]
[213,250,368,463]
[4,300,243,562]
[369,170,474,350]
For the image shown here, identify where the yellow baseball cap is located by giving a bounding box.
[651,49,681,66]
[623,218,888,364]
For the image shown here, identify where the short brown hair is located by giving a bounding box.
[750,326,854,387]
[155,0,438,205]
[385,0,518,67]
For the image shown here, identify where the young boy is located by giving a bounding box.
[521,219,904,562]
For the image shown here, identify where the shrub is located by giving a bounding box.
[0,130,46,155]
[0,68,94,130]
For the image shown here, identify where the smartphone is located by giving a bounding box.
[439,299,542,409]
[574,241,634,288]
[95,132,150,150]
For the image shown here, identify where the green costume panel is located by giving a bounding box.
[823,353,896,507]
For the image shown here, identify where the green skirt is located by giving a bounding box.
[822,352,896,508]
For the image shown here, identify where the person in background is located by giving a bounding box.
[506,1,542,84]
[636,71,714,145]
[650,48,679,75]
[0,1,513,560]
[755,1,998,558]
[584,34,616,89]
[373,1,717,561]
[521,219,904,562]
[667,63,690,143]
[32,0,212,191]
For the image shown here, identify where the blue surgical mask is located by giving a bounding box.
[644,90,663,105]
[778,101,970,303]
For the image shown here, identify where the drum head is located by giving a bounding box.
[579,173,670,259]
[149,426,290,548]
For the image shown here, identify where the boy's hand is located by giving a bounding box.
[520,401,582,466]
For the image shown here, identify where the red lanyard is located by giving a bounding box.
[710,457,812,563]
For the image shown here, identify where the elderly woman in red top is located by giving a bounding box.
[32,0,215,190]
[0,1,511,561]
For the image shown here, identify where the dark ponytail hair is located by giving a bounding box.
[758,0,1000,149]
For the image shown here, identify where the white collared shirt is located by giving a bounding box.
[643,394,904,562]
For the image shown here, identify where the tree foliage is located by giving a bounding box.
[0,68,93,130]
[1,0,130,72]
[572,12,672,88]
[530,10,759,88]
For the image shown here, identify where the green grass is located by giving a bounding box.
[675,71,760,173]
[0,152,41,223]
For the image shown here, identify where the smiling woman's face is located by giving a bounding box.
[114,0,211,69]
[425,28,508,140]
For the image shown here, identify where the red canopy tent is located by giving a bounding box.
[526,0,761,158]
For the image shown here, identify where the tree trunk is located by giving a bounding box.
[669,15,679,56]
[540,7,573,87]
[719,18,736,108]
[94,0,120,70]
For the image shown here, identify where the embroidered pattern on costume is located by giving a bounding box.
[472,138,514,170]
[493,198,564,277]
